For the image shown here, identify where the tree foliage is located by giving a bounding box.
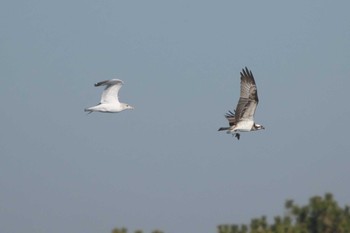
[218,193,350,233]
[111,228,164,233]
[111,193,350,233]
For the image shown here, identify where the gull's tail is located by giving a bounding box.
[84,108,93,114]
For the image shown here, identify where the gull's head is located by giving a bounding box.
[124,103,134,110]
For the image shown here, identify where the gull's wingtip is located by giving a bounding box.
[94,79,124,87]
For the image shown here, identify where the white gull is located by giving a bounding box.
[85,79,134,113]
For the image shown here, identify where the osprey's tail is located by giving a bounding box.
[218,127,230,131]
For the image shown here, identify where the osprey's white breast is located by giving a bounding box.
[230,120,254,132]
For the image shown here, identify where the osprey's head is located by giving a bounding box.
[253,123,265,131]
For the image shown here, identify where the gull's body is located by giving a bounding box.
[85,79,134,113]
[218,67,264,140]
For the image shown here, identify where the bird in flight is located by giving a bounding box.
[218,67,264,140]
[85,79,134,113]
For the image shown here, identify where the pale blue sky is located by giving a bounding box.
[1,1,350,233]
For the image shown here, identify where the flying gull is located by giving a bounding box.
[85,79,134,113]
[218,67,264,140]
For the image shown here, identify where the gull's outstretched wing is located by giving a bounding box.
[234,67,259,122]
[95,79,124,104]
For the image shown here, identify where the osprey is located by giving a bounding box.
[218,67,265,140]
[85,79,134,113]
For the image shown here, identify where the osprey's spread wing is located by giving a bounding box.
[225,110,237,127]
[234,67,259,122]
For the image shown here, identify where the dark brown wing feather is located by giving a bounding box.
[234,67,259,122]
[225,110,237,126]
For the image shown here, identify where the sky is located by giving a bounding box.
[1,1,350,233]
